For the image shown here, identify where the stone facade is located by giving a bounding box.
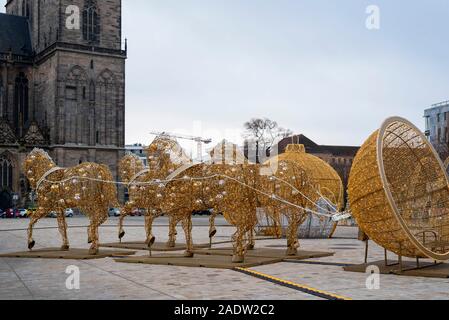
[0,0,126,209]
[424,101,449,161]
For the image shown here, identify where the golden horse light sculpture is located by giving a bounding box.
[24,148,118,255]
[118,136,191,248]
[349,117,449,261]
[162,158,262,262]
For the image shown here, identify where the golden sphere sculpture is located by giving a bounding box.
[261,144,344,249]
[348,117,449,261]
[279,144,343,209]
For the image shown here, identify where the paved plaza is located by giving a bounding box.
[0,216,448,300]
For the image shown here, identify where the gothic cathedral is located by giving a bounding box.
[0,0,126,209]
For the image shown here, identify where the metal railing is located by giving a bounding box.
[432,100,449,108]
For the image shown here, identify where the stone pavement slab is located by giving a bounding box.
[0,217,448,300]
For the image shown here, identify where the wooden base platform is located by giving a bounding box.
[344,260,449,278]
[0,248,136,260]
[114,254,283,269]
[194,247,334,260]
[100,241,210,251]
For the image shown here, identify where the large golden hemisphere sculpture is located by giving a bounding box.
[261,144,344,240]
[276,144,344,209]
[348,117,449,261]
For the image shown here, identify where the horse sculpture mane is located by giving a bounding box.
[119,153,146,184]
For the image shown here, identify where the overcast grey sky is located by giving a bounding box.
[122,0,449,151]
[4,1,449,152]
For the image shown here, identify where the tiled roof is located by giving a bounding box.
[278,135,359,157]
[0,12,32,56]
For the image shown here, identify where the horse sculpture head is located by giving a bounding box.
[119,153,146,184]
[146,136,191,176]
[23,148,57,189]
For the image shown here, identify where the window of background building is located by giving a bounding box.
[83,1,100,43]
[0,158,13,189]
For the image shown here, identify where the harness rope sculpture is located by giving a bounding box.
[24,148,119,255]
[349,117,449,261]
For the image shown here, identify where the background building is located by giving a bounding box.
[126,144,148,167]
[0,0,126,209]
[424,100,449,160]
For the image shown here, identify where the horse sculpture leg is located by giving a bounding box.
[144,212,156,247]
[232,227,245,263]
[246,228,255,250]
[118,203,132,241]
[286,215,300,256]
[209,211,217,239]
[88,213,107,255]
[27,208,47,250]
[167,215,179,248]
[88,221,99,255]
[57,210,70,251]
[87,224,94,244]
[181,215,194,258]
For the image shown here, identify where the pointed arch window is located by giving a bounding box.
[0,158,13,190]
[14,72,29,132]
[21,0,30,18]
[89,80,95,102]
[83,1,100,43]
[0,77,4,118]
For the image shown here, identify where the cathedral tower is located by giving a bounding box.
[0,0,126,208]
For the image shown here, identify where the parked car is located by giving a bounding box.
[193,210,212,216]
[18,209,28,218]
[48,212,57,218]
[48,209,74,218]
[0,209,4,218]
[131,208,144,216]
[108,208,121,217]
[65,209,74,218]
[3,208,19,219]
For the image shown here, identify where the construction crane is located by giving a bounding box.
[150,131,212,161]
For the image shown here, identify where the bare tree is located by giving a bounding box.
[243,118,292,163]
